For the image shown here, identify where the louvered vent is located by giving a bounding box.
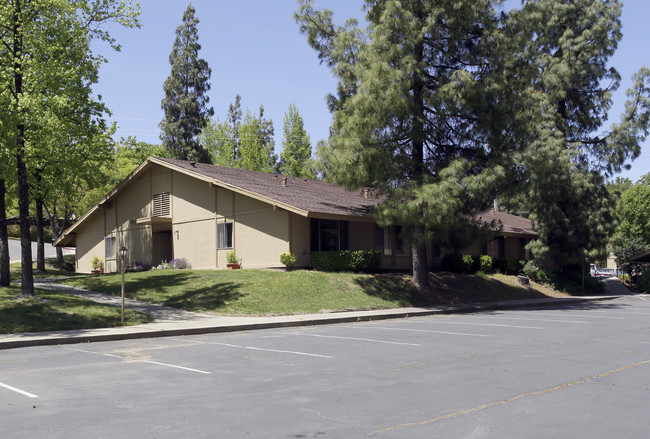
[153,192,170,217]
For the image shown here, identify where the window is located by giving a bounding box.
[375,225,410,257]
[105,236,116,259]
[395,225,405,256]
[382,227,392,256]
[217,222,233,249]
[310,219,348,251]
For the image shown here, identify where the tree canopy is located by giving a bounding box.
[280,104,314,178]
[296,0,650,287]
[0,0,140,295]
[160,4,213,163]
[200,95,277,172]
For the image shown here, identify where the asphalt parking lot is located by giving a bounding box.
[2,295,649,438]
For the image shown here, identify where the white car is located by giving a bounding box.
[596,268,617,278]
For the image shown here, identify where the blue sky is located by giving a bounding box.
[93,0,649,182]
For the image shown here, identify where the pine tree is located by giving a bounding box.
[280,104,314,178]
[504,0,650,271]
[160,4,213,163]
[297,0,650,286]
[296,0,503,288]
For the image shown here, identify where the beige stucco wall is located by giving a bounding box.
[234,194,290,268]
[291,214,310,267]
[172,171,216,269]
[75,211,106,273]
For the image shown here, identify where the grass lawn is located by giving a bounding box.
[10,255,83,280]
[61,268,569,316]
[0,285,152,334]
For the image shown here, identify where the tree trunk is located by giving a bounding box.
[17,152,34,296]
[409,29,428,289]
[13,0,33,295]
[412,241,428,290]
[36,197,45,272]
[0,179,9,287]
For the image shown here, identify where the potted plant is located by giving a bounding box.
[91,256,103,274]
[226,250,241,269]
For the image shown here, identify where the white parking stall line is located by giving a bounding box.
[0,382,38,398]
[204,342,335,359]
[534,312,625,320]
[63,347,211,374]
[142,361,211,374]
[63,347,122,359]
[289,333,422,346]
[588,309,650,316]
[344,326,489,337]
[471,315,589,324]
[425,321,545,330]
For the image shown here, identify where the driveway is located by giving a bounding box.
[7,238,75,264]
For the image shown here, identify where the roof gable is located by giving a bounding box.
[151,157,381,218]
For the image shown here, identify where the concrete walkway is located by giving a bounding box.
[0,278,626,350]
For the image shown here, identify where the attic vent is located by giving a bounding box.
[153,192,170,217]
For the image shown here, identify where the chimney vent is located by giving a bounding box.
[363,188,370,199]
[282,177,287,187]
[493,196,499,212]
[189,161,196,168]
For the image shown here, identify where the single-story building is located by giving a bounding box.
[54,157,537,273]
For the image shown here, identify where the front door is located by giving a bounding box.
[155,230,173,264]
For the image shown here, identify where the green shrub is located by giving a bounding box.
[441,253,476,274]
[493,258,525,275]
[638,268,650,294]
[523,260,553,283]
[312,250,381,273]
[462,255,475,273]
[479,255,493,273]
[280,252,296,270]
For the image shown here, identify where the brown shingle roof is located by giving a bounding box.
[476,209,537,237]
[154,157,381,218]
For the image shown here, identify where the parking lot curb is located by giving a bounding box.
[0,295,620,350]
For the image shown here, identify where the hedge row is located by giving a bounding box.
[441,253,525,275]
[312,250,382,273]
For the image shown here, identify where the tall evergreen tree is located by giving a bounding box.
[280,104,314,178]
[297,0,650,286]
[296,0,503,288]
[503,0,650,271]
[160,4,213,163]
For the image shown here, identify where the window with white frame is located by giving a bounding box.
[105,236,116,259]
[217,222,233,249]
